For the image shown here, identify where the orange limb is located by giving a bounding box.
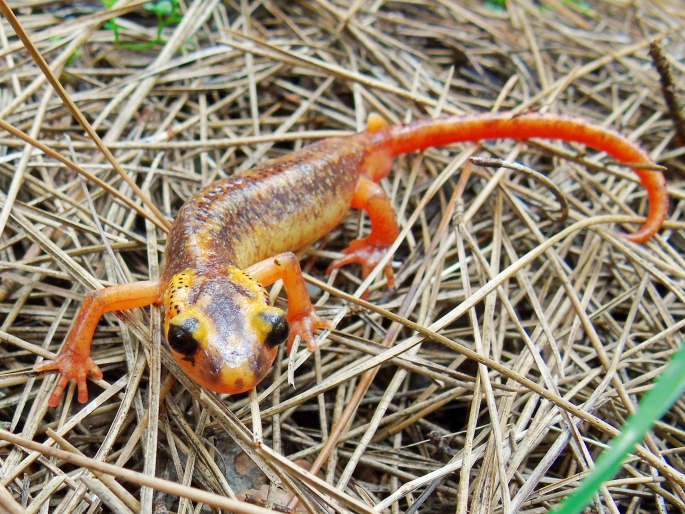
[35,280,161,407]
[327,176,399,290]
[246,253,334,353]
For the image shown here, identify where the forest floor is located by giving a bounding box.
[0,1,684,513]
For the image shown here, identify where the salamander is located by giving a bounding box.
[35,112,669,407]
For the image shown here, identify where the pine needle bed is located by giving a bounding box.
[0,1,684,513]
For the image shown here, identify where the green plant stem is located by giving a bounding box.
[553,342,685,513]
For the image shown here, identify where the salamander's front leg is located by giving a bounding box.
[246,253,334,354]
[34,280,161,407]
[327,176,399,289]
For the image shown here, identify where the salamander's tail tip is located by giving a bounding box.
[623,227,657,244]
[622,188,668,244]
[620,163,669,244]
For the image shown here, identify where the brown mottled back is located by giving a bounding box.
[162,134,368,286]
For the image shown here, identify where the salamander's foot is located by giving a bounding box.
[327,237,395,296]
[34,352,103,407]
[286,308,334,354]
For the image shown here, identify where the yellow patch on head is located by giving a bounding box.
[225,265,269,304]
[164,270,214,355]
[252,307,276,336]
[251,305,289,348]
[164,270,194,318]
[172,310,210,345]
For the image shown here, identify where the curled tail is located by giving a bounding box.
[374,112,668,243]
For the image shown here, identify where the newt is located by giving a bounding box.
[35,112,669,407]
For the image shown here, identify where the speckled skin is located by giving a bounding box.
[163,135,368,278]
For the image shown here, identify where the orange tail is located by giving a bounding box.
[384,112,668,243]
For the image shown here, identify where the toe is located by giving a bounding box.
[48,375,70,407]
[77,377,89,404]
[34,360,59,373]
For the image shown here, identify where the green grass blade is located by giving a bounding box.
[552,342,685,514]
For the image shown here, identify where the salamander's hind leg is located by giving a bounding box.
[246,253,334,354]
[34,280,161,407]
[327,176,399,292]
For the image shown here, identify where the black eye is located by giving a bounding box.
[259,311,289,347]
[168,318,201,360]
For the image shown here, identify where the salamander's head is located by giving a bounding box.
[163,267,288,394]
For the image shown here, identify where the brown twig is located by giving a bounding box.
[649,39,685,145]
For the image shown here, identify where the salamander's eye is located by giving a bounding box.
[254,307,289,348]
[168,317,204,363]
